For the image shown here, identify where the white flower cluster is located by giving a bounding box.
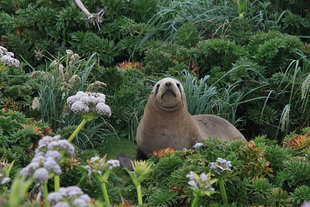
[209,158,232,175]
[0,162,11,185]
[67,91,111,117]
[0,46,20,68]
[301,202,310,207]
[85,156,120,178]
[186,171,215,192]
[47,186,91,207]
[192,142,204,149]
[20,135,75,183]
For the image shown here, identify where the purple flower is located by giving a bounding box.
[67,91,111,117]
[72,198,88,207]
[95,103,111,117]
[47,192,63,205]
[301,202,310,207]
[210,158,232,175]
[1,177,11,185]
[186,171,216,194]
[34,168,49,183]
[54,202,70,207]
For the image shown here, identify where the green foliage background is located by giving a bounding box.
[0,0,310,206]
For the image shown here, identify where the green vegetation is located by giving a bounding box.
[0,0,309,206]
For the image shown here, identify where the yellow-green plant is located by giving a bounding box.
[85,155,120,206]
[126,160,152,206]
[8,176,33,207]
[186,171,217,207]
[210,158,232,205]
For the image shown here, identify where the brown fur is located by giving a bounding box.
[136,78,245,159]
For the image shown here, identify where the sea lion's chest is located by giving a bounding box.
[137,113,197,153]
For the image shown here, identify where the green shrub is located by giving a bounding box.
[248,31,303,76]
[277,159,310,190]
[0,66,40,117]
[197,39,246,79]
[144,43,177,74]
[290,185,310,205]
[128,0,158,23]
[174,22,200,48]
[70,32,116,66]
[0,110,50,167]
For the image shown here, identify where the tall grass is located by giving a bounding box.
[182,72,267,126]
[275,58,310,136]
[38,53,96,130]
[35,53,117,147]
[139,0,238,43]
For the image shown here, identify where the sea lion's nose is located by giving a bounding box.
[166,82,171,87]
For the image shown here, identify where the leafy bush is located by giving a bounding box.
[0,110,50,167]
[174,22,200,48]
[197,39,246,79]
[0,65,40,117]
[248,31,303,76]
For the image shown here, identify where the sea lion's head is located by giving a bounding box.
[151,78,186,112]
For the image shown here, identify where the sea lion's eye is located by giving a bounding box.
[155,84,160,96]
[176,83,180,88]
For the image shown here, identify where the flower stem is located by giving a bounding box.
[219,177,228,205]
[101,182,110,206]
[43,182,49,207]
[137,183,143,206]
[68,119,87,142]
[54,175,60,192]
[191,194,200,207]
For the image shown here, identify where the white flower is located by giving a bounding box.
[210,158,232,175]
[5,51,14,57]
[72,198,88,207]
[200,173,208,181]
[107,159,120,169]
[0,46,8,53]
[188,180,198,190]
[301,202,310,207]
[59,186,84,200]
[90,156,100,163]
[186,171,195,181]
[0,54,20,68]
[31,155,45,164]
[47,192,63,205]
[55,202,70,207]
[95,103,111,117]
[80,194,91,203]
[1,177,11,185]
[47,140,75,157]
[46,150,61,163]
[20,167,30,177]
[38,135,60,149]
[71,101,89,113]
[34,168,49,183]
[44,159,62,175]
[67,95,80,105]
[67,91,111,117]
[192,142,204,149]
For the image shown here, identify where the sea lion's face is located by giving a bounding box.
[152,78,184,112]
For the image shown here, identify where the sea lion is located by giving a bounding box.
[136,78,245,160]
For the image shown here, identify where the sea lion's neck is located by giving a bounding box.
[144,97,188,122]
